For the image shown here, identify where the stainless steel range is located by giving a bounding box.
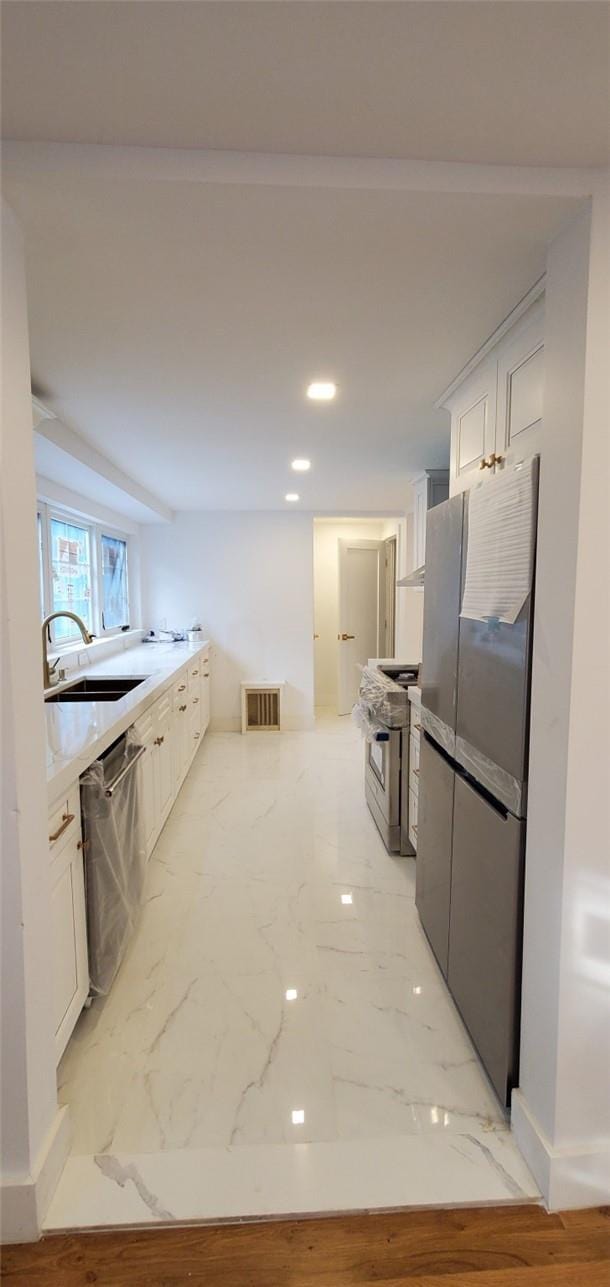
[356,661,420,856]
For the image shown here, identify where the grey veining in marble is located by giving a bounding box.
[59,712,530,1168]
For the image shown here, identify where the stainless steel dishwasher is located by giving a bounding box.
[80,730,147,996]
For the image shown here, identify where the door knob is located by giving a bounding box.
[340,633,356,641]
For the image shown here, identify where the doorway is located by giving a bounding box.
[313,519,399,715]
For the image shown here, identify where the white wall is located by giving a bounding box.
[140,512,315,730]
[1,202,68,1241]
[512,188,610,1208]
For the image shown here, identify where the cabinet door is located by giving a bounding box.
[415,736,455,979]
[413,475,428,570]
[496,301,544,470]
[448,360,497,495]
[155,710,174,829]
[189,671,203,756]
[51,836,88,1062]
[139,742,157,859]
[448,773,525,1105]
[201,652,211,735]
[174,698,190,786]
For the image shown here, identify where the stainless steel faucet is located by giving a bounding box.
[42,611,93,688]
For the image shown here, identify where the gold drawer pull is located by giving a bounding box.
[154,735,165,746]
[178,684,186,692]
[179,704,187,713]
[203,672,210,678]
[49,812,75,843]
[193,696,199,704]
[414,722,422,732]
[77,838,89,852]
[412,767,420,776]
[194,731,200,739]
[192,669,199,676]
[203,657,209,663]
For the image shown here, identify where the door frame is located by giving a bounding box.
[337,538,385,715]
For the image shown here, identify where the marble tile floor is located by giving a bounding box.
[50,712,538,1228]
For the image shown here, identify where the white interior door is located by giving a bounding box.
[337,539,383,715]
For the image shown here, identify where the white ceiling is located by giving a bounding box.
[6,171,580,510]
[2,2,609,166]
[2,2,602,513]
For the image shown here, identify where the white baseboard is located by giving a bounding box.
[512,1089,610,1210]
[1,1106,71,1243]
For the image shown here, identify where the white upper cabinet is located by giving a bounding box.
[447,359,497,495]
[444,289,545,495]
[495,297,545,471]
[411,469,450,570]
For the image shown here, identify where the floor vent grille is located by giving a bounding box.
[241,685,282,733]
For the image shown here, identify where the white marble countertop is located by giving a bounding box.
[45,641,210,804]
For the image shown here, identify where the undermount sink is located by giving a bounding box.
[45,676,147,703]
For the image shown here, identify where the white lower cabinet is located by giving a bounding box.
[155,694,174,830]
[51,647,212,1060]
[49,785,88,1063]
[201,660,211,735]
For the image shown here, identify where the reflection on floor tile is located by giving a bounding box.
[55,713,537,1221]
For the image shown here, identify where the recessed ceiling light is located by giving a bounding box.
[291,458,311,472]
[285,988,298,1001]
[291,1109,305,1125]
[285,493,300,502]
[306,381,336,401]
[341,893,353,906]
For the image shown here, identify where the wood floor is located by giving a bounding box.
[2,1205,609,1286]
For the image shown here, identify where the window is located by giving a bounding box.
[50,516,93,640]
[38,501,134,645]
[101,534,129,630]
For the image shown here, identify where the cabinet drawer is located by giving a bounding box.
[174,673,189,701]
[154,689,172,725]
[410,709,422,738]
[133,706,155,746]
[48,784,79,854]
[408,788,418,851]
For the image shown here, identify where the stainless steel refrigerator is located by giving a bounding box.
[415,458,538,1106]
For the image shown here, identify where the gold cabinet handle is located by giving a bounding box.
[414,722,422,732]
[194,731,200,739]
[179,704,187,712]
[413,767,420,776]
[203,657,209,663]
[154,735,165,746]
[193,697,199,704]
[479,456,492,470]
[488,452,504,467]
[77,838,89,851]
[178,683,186,692]
[339,633,356,641]
[192,669,199,676]
[49,812,75,843]
[203,672,210,678]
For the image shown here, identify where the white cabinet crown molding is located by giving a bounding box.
[435,275,546,411]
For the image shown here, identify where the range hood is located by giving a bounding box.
[397,565,425,588]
